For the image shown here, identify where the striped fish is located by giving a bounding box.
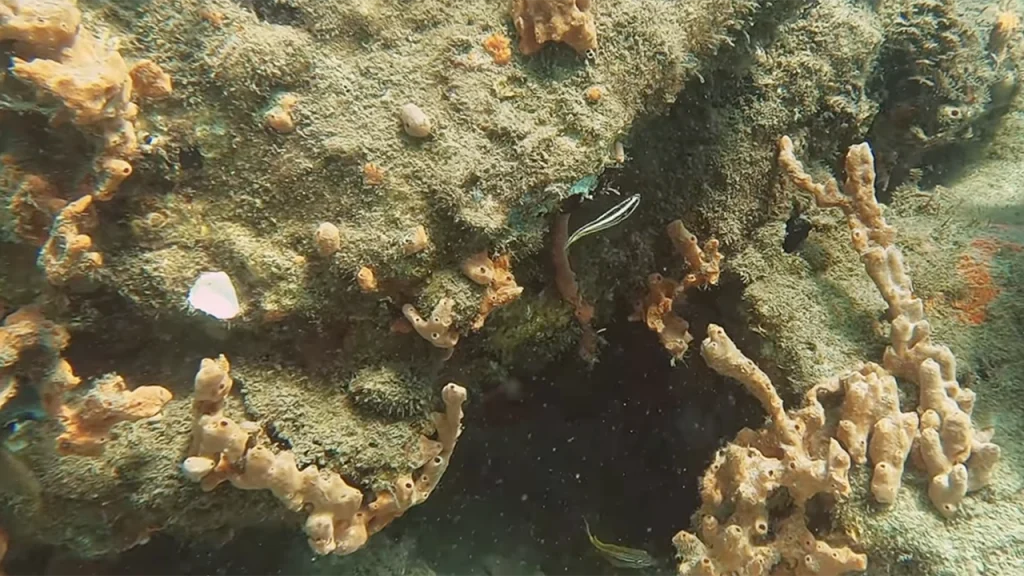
[565,194,640,251]
[583,517,658,570]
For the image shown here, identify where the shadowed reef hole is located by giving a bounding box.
[410,279,767,574]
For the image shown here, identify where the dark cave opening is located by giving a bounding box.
[414,276,767,574]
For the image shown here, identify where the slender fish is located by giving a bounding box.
[565,194,641,251]
[583,517,658,570]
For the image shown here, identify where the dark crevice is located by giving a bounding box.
[414,274,767,574]
[234,0,303,27]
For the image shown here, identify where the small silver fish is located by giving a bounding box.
[583,517,658,570]
[565,194,640,251]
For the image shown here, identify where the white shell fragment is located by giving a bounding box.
[399,103,432,138]
[187,271,241,320]
[181,456,216,481]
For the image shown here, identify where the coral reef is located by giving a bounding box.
[46,0,800,335]
[673,137,1007,575]
[511,0,598,56]
[1,304,173,457]
[630,221,722,362]
[867,0,1018,193]
[552,209,600,361]
[674,324,865,575]
[1,0,1021,571]
[2,0,160,192]
[403,298,460,353]
[56,374,172,456]
[37,195,102,285]
[0,305,78,417]
[182,355,467,556]
[0,160,65,246]
[348,365,435,420]
[460,251,524,330]
[287,531,438,576]
[778,135,1000,515]
[2,0,174,293]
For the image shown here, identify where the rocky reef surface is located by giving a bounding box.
[1,0,1023,573]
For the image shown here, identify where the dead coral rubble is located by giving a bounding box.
[181,355,468,556]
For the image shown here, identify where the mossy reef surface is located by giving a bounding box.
[2,0,1024,573]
